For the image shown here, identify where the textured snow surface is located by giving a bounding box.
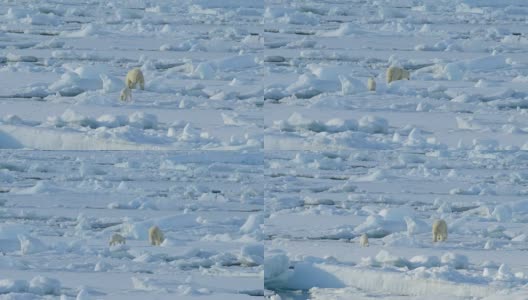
[0,0,263,151]
[263,0,528,298]
[0,151,263,299]
[4,0,528,299]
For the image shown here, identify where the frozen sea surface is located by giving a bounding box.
[0,0,263,150]
[0,150,263,299]
[264,0,528,299]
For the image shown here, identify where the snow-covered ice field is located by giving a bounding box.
[0,0,263,150]
[4,0,528,299]
[0,150,263,299]
[264,0,528,299]
[265,150,528,299]
[264,0,528,152]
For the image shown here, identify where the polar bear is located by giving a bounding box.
[119,68,144,101]
[367,77,376,91]
[125,68,145,90]
[359,233,369,247]
[148,226,164,246]
[432,219,448,242]
[386,66,410,84]
[109,233,126,246]
[120,87,132,102]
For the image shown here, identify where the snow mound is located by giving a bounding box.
[240,213,263,235]
[268,261,496,297]
[48,64,115,96]
[354,207,417,237]
[29,276,61,295]
[439,55,509,80]
[63,23,103,37]
[239,244,264,266]
[13,181,62,195]
[0,276,60,295]
[321,23,365,37]
[265,250,292,285]
[339,75,366,95]
[274,113,387,135]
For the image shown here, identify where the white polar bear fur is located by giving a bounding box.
[367,77,376,91]
[149,226,164,246]
[109,233,126,246]
[119,68,144,101]
[120,87,132,102]
[432,219,448,242]
[386,66,410,84]
[359,233,369,247]
[126,68,145,90]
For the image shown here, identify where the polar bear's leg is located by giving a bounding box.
[395,68,402,81]
[386,67,394,84]
[367,78,376,91]
[403,69,410,80]
[158,230,164,245]
[139,73,145,90]
[148,227,155,245]
[441,225,447,241]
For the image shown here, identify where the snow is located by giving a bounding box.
[240,214,264,235]
[0,0,263,151]
[264,0,528,290]
[0,151,263,299]
[4,0,528,298]
[0,276,60,295]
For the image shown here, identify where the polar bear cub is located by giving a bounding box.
[126,68,145,90]
[432,219,448,242]
[148,226,164,246]
[109,233,126,246]
[386,66,410,84]
[367,77,376,91]
[359,233,369,247]
[120,87,132,102]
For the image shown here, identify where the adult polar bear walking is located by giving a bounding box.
[120,68,145,101]
[432,219,448,242]
[386,66,410,84]
[149,226,164,246]
[126,68,145,90]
